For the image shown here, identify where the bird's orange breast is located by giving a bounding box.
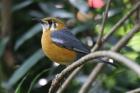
[41,31,77,65]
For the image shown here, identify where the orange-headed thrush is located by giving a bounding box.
[37,17,89,65]
[37,17,114,66]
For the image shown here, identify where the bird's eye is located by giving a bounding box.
[53,22,57,28]
[50,20,57,28]
[44,20,57,31]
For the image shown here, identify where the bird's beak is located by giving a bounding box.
[32,18,44,24]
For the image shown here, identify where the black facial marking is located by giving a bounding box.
[48,20,52,27]
[53,22,57,28]
[47,20,57,30]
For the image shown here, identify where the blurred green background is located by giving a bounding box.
[0,0,140,93]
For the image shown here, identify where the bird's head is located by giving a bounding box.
[39,17,65,32]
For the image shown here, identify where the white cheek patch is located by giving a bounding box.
[50,23,57,31]
[56,23,58,27]
[41,24,49,31]
[41,22,57,32]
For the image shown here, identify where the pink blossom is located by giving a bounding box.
[88,0,105,9]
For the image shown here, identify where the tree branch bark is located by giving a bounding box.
[56,66,83,93]
[103,1,140,42]
[91,0,112,51]
[79,63,104,93]
[126,88,140,93]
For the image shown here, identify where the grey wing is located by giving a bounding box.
[51,29,90,54]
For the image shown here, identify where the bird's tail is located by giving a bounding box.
[95,58,117,67]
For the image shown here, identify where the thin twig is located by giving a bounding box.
[79,63,104,93]
[112,24,140,51]
[79,23,140,93]
[103,1,140,42]
[91,0,112,52]
[49,51,140,93]
[57,66,83,93]
[135,1,140,23]
[126,88,140,93]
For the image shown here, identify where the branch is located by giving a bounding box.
[103,1,140,42]
[91,0,112,51]
[49,51,140,93]
[79,63,104,93]
[56,66,83,93]
[126,88,140,93]
[1,0,12,37]
[112,24,140,51]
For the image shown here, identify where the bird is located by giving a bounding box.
[36,17,114,66]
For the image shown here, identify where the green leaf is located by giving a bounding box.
[39,3,74,18]
[69,0,89,13]
[6,49,44,88]
[27,69,49,93]
[51,10,74,18]
[12,1,32,12]
[15,73,29,93]
[71,22,93,35]
[29,10,44,18]
[128,32,140,52]
[106,78,116,89]
[15,69,49,93]
[14,24,41,50]
[108,8,122,18]
[124,52,138,60]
